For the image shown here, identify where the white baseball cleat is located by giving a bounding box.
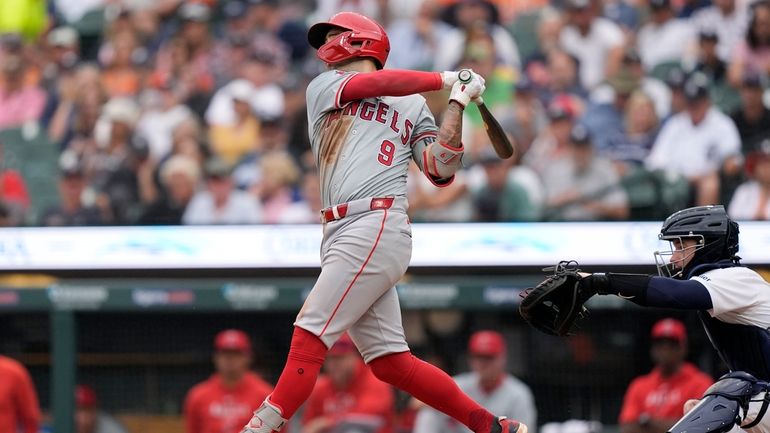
[240,399,288,433]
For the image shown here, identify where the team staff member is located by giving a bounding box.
[619,319,712,433]
[573,205,770,432]
[75,385,129,433]
[185,330,273,433]
[0,354,40,433]
[239,11,525,433]
[302,334,395,433]
[415,331,537,433]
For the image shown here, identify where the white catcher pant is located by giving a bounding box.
[295,199,412,362]
[727,391,770,433]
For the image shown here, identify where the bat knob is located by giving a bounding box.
[458,69,472,83]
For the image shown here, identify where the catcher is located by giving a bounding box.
[520,205,770,433]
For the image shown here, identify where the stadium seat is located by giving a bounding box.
[648,61,682,82]
[0,126,60,223]
[508,11,542,62]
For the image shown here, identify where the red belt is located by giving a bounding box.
[320,197,395,223]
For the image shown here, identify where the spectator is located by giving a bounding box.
[691,30,728,86]
[0,355,39,433]
[498,78,548,154]
[456,26,516,136]
[41,26,81,94]
[662,67,688,118]
[618,319,712,433]
[728,1,770,87]
[434,0,522,71]
[151,35,213,113]
[645,72,742,205]
[544,49,587,105]
[136,77,195,162]
[211,3,252,87]
[99,29,144,97]
[75,385,128,433]
[527,7,564,64]
[255,151,300,224]
[164,3,217,115]
[604,90,660,172]
[182,157,262,225]
[138,154,200,225]
[171,118,208,165]
[592,50,671,119]
[728,141,770,220]
[468,148,544,221]
[414,331,537,433]
[47,63,106,148]
[205,54,285,127]
[275,168,322,224]
[678,0,711,18]
[637,0,695,71]
[559,0,625,90]
[387,0,452,71]
[246,1,307,63]
[208,80,261,166]
[522,6,564,92]
[0,55,46,129]
[219,1,253,42]
[302,334,395,433]
[524,97,579,175]
[39,155,104,226]
[603,0,640,31]
[408,165,474,222]
[184,329,273,433]
[730,73,770,155]
[84,97,144,223]
[582,69,639,153]
[690,0,748,63]
[542,124,629,221]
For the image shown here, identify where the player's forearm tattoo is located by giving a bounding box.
[438,101,464,148]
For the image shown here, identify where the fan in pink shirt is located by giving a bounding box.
[0,56,46,129]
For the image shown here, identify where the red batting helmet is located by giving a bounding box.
[307,12,390,69]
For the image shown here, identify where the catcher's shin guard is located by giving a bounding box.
[667,371,770,433]
[241,399,288,433]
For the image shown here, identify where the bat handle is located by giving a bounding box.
[458,69,472,83]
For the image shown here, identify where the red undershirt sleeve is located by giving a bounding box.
[339,70,443,104]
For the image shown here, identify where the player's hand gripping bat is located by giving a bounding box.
[457,69,515,159]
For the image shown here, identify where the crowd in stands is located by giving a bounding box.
[2,0,770,226]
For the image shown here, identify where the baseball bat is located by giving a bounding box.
[457,70,515,160]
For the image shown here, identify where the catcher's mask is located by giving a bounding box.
[654,205,739,279]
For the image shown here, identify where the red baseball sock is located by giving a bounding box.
[268,326,328,418]
[368,351,496,433]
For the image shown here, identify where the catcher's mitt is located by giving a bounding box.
[519,260,596,336]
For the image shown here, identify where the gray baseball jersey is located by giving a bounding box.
[305,70,440,208]
[414,373,538,433]
[295,70,442,361]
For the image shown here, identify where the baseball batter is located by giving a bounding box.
[239,11,526,433]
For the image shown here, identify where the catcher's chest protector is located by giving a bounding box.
[699,312,770,381]
[689,262,770,381]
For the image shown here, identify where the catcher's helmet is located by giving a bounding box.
[654,205,740,278]
[307,12,390,69]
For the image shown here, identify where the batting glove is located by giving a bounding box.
[441,71,461,90]
[449,74,486,107]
